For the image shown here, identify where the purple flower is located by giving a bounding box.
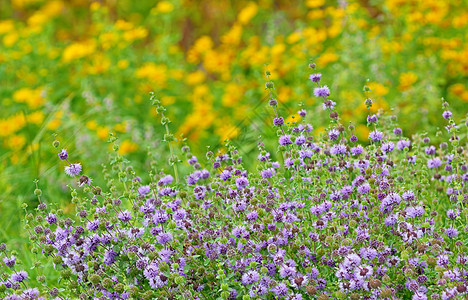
[328,129,340,140]
[397,139,411,150]
[279,135,292,145]
[157,232,172,245]
[295,135,306,145]
[58,149,68,160]
[273,117,284,126]
[3,255,15,267]
[369,130,383,142]
[393,128,402,135]
[138,185,151,195]
[357,183,371,194]
[330,144,347,155]
[65,163,82,177]
[444,227,458,238]
[314,85,330,97]
[269,99,277,106]
[241,270,259,285]
[381,142,395,153]
[273,282,288,297]
[21,288,39,299]
[236,177,249,189]
[367,114,378,123]
[351,145,363,156]
[298,109,307,117]
[442,110,452,119]
[11,270,28,282]
[309,73,321,82]
[427,158,441,169]
[158,175,174,186]
[87,220,99,231]
[117,210,132,223]
[46,213,57,224]
[260,168,275,179]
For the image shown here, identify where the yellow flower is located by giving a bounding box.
[96,126,109,140]
[186,70,206,86]
[306,0,325,8]
[47,119,61,130]
[118,140,138,155]
[27,111,45,125]
[152,1,174,14]
[6,134,26,150]
[62,40,96,63]
[398,72,418,91]
[123,27,148,42]
[286,32,301,44]
[215,122,240,142]
[221,24,242,46]
[238,2,258,25]
[161,96,176,105]
[317,52,338,67]
[222,83,243,107]
[135,62,168,87]
[114,122,128,133]
[13,87,45,108]
[117,59,129,69]
[86,120,98,130]
[3,32,18,47]
[0,20,14,34]
[367,82,389,97]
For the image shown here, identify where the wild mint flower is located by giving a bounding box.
[369,130,383,142]
[64,163,82,177]
[158,175,174,186]
[58,149,68,160]
[3,255,15,267]
[279,135,292,145]
[117,210,132,222]
[273,117,284,126]
[298,109,306,117]
[328,129,339,140]
[241,270,259,285]
[309,73,321,82]
[442,110,452,119]
[138,185,151,195]
[11,271,28,282]
[397,139,411,150]
[314,86,330,97]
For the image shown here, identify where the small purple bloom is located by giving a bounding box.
[309,73,321,82]
[58,149,68,160]
[138,185,151,196]
[118,210,132,223]
[298,109,307,117]
[65,163,82,177]
[236,177,249,189]
[279,135,292,145]
[369,130,383,142]
[314,85,330,97]
[442,110,452,119]
[273,117,284,126]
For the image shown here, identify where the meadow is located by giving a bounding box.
[0,0,467,299]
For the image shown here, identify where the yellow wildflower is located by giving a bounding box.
[118,140,138,155]
[152,1,174,14]
[27,111,45,125]
[398,72,418,91]
[317,52,338,67]
[62,40,96,63]
[186,70,206,86]
[238,2,258,25]
[0,20,14,34]
[97,126,109,140]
